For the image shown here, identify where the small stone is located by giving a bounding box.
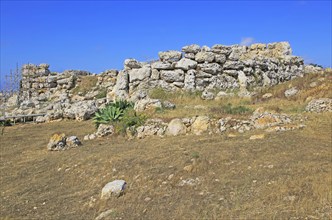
[183,164,194,172]
[144,197,152,202]
[249,134,265,140]
[227,133,237,138]
[262,93,273,99]
[168,174,174,180]
[284,87,298,98]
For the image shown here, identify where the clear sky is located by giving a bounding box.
[0,1,331,89]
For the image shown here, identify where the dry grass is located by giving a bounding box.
[148,70,332,119]
[0,112,331,219]
[0,71,331,219]
[72,75,98,96]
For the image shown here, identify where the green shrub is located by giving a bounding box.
[93,100,134,128]
[0,119,12,127]
[114,108,146,135]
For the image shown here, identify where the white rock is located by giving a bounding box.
[158,50,182,62]
[165,118,187,136]
[182,44,200,53]
[101,180,126,199]
[129,67,151,82]
[174,58,197,70]
[195,52,215,63]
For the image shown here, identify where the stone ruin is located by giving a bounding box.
[5,41,309,122]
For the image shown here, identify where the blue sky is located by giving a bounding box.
[1,1,331,89]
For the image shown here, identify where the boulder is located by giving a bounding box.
[96,124,115,137]
[195,52,215,63]
[165,118,187,136]
[134,98,162,112]
[184,69,196,91]
[124,59,142,69]
[66,136,82,147]
[160,69,185,83]
[101,180,126,199]
[47,133,67,151]
[197,63,222,75]
[151,61,173,70]
[191,116,210,135]
[182,44,201,53]
[158,50,182,62]
[174,58,197,70]
[129,67,151,82]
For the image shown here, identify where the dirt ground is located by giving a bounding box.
[0,112,331,219]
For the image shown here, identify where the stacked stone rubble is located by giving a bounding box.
[11,41,306,121]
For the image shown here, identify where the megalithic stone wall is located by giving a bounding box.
[108,42,304,100]
[18,42,304,111]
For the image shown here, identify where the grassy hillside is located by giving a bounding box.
[0,70,331,219]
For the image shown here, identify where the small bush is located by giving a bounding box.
[93,100,134,128]
[0,119,12,127]
[114,108,146,135]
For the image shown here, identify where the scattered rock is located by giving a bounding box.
[47,133,66,151]
[183,164,194,172]
[162,100,176,109]
[96,124,115,137]
[101,180,126,199]
[66,136,82,147]
[165,118,187,136]
[284,87,298,98]
[262,93,273,99]
[201,90,215,100]
[134,98,162,112]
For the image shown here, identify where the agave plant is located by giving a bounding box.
[93,100,134,128]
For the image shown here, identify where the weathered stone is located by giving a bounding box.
[158,50,182,62]
[129,67,151,82]
[174,58,197,70]
[66,136,81,147]
[151,61,173,70]
[284,87,298,98]
[201,90,215,100]
[134,98,162,112]
[96,124,115,137]
[195,52,215,63]
[182,44,200,53]
[191,116,210,135]
[124,59,142,69]
[223,61,244,70]
[165,118,187,136]
[101,180,126,199]
[197,63,222,75]
[249,134,265,140]
[215,54,227,64]
[47,133,66,151]
[184,53,196,60]
[184,69,196,91]
[305,98,332,113]
[160,69,185,83]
